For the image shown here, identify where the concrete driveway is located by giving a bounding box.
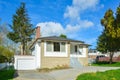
[14,66,120,80]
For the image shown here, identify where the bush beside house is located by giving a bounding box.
[0,46,14,69]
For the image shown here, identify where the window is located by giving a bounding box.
[54,42,60,51]
[46,41,52,52]
[79,45,83,52]
[60,42,66,52]
[46,41,66,52]
[75,45,77,52]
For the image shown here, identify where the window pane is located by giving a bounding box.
[61,42,65,52]
[75,45,77,52]
[54,42,60,51]
[46,42,52,52]
[79,45,83,52]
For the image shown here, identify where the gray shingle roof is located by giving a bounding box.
[30,36,90,49]
[38,36,84,43]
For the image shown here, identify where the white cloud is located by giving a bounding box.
[63,0,96,33]
[66,24,80,33]
[36,22,80,37]
[64,0,98,19]
[36,0,98,37]
[66,20,94,34]
[36,20,94,37]
[37,22,65,37]
[79,20,94,28]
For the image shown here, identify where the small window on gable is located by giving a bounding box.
[54,42,60,52]
[46,41,52,52]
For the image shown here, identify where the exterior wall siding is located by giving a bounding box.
[78,47,88,66]
[35,43,41,68]
[41,41,70,68]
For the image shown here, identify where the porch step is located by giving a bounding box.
[70,57,82,68]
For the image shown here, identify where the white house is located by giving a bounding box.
[14,26,90,70]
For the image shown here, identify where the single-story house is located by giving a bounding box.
[14,26,90,70]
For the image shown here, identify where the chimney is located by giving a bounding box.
[36,26,40,39]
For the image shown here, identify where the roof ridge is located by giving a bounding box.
[38,36,84,43]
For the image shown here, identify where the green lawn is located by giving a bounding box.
[92,62,120,67]
[0,66,15,80]
[76,69,120,80]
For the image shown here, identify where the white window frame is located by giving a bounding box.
[46,41,53,52]
[60,42,66,52]
[44,41,68,57]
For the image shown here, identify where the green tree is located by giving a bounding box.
[59,34,67,38]
[97,32,107,53]
[97,6,120,64]
[7,2,34,55]
[115,5,120,45]
[0,20,15,63]
[2,48,14,63]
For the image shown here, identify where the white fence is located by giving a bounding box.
[0,63,7,70]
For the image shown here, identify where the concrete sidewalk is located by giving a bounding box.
[14,66,120,80]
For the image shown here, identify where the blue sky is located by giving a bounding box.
[0,0,119,48]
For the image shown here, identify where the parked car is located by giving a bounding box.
[96,55,106,62]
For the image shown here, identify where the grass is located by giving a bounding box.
[92,62,120,67]
[76,69,120,80]
[0,66,15,80]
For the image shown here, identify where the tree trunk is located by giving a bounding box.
[109,52,114,64]
[20,44,23,55]
[25,41,27,55]
[21,42,25,55]
[23,42,25,55]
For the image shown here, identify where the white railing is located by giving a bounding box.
[70,52,86,57]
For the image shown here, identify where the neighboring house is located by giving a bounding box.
[109,52,120,57]
[88,49,103,59]
[14,26,90,70]
[88,49,120,64]
[89,49,120,58]
[88,49,108,64]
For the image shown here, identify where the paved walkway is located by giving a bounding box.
[14,66,120,80]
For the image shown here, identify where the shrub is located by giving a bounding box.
[0,55,7,63]
[0,46,14,63]
[37,68,51,72]
[54,64,70,69]
[37,64,70,72]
